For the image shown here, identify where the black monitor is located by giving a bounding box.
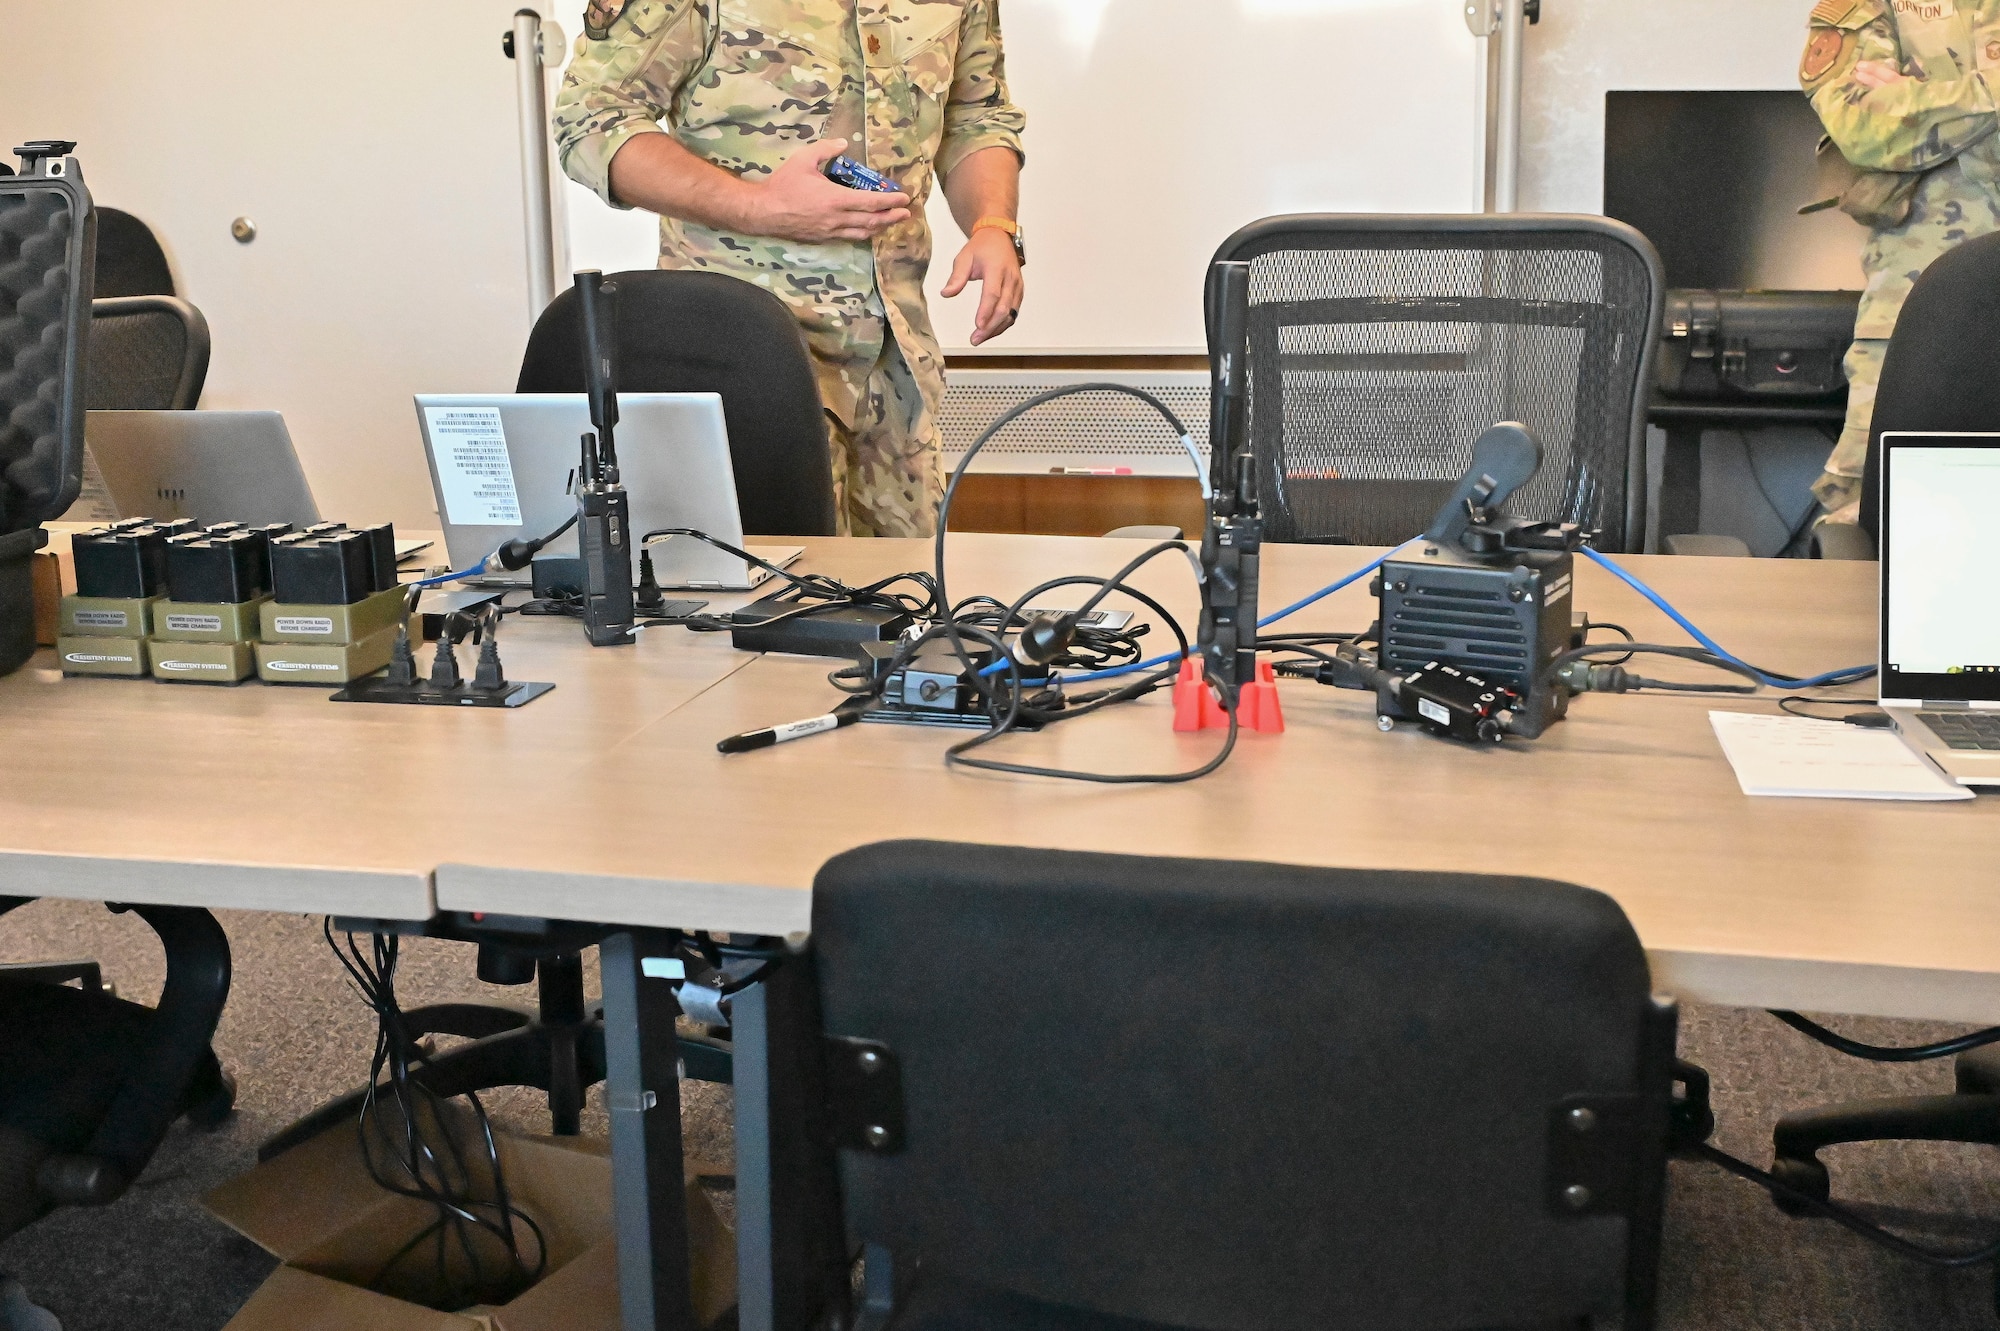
[1603,90,1866,292]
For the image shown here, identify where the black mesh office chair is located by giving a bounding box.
[86,295,209,410]
[1212,215,1663,554]
[1814,229,2000,560]
[0,900,235,1245]
[517,269,837,537]
[780,840,1682,1331]
[1772,241,2000,1225]
[89,208,175,300]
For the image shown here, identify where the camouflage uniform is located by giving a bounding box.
[1803,0,2000,519]
[553,0,1026,537]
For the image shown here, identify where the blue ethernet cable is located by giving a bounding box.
[1579,547,1872,689]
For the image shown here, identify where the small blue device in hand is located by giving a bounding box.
[824,155,900,193]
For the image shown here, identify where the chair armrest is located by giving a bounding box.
[1811,523,1876,561]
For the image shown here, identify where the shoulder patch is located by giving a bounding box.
[1811,0,1857,23]
[1802,25,1850,83]
[584,0,633,40]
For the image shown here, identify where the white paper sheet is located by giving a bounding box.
[1708,711,1974,802]
[423,405,521,526]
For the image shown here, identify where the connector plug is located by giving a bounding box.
[635,547,666,614]
[428,634,463,691]
[385,624,419,688]
[472,636,507,692]
[1558,661,1636,694]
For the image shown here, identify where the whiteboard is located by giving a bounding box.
[564,0,1487,354]
[925,0,1486,352]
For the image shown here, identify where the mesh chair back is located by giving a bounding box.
[86,296,209,411]
[810,840,1674,1331]
[517,270,837,537]
[1215,216,1663,553]
[1858,229,2000,547]
[91,208,174,299]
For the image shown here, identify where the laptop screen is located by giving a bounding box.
[1881,433,2000,703]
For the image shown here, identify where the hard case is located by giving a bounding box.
[1655,289,1859,402]
[0,141,96,677]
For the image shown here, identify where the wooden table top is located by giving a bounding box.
[7,532,1993,1021]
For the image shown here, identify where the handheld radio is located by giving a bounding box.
[1197,260,1260,708]
[574,270,635,647]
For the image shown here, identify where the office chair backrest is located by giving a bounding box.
[87,295,210,410]
[1858,229,2000,548]
[91,208,174,299]
[811,840,1675,1331]
[1213,215,1663,553]
[516,269,837,537]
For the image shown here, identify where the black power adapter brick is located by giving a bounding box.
[730,592,913,658]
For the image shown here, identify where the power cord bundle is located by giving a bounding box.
[323,923,546,1310]
[948,595,1155,673]
[636,528,938,636]
[908,381,1240,783]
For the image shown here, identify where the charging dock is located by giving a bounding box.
[331,677,555,709]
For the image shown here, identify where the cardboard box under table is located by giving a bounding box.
[204,1112,735,1331]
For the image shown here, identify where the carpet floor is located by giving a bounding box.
[3,900,1997,1329]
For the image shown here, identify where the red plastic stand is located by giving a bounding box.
[1172,657,1285,734]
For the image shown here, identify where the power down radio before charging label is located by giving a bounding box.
[274,616,336,636]
[72,610,129,630]
[164,613,224,634]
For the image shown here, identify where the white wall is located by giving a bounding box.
[1519,0,1815,214]
[1,2,1858,525]
[1,2,545,529]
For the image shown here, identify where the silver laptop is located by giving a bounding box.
[1879,431,2000,786]
[414,393,801,591]
[61,410,431,561]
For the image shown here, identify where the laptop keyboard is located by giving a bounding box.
[1917,711,2000,750]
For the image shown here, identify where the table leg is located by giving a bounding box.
[1658,425,1703,542]
[732,958,848,1331]
[602,930,699,1331]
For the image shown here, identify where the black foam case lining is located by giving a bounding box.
[0,147,96,677]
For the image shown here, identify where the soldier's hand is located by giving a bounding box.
[942,228,1025,346]
[749,139,913,244]
[1853,60,1906,88]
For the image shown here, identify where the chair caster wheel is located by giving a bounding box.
[1769,1155,1829,1216]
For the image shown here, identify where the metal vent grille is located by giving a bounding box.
[1383,587,1532,687]
[939,371,1211,477]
